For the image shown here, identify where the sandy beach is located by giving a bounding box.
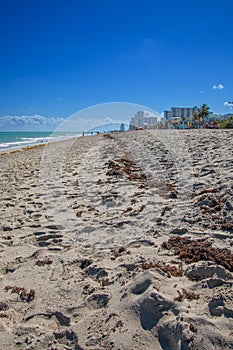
[0,129,232,350]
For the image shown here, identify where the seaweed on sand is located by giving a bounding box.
[162,236,233,272]
[4,286,35,302]
[141,260,184,277]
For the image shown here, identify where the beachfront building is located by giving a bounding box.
[164,106,201,128]
[130,111,158,129]
[164,107,200,120]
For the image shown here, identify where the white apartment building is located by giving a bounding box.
[130,111,158,128]
[164,107,200,120]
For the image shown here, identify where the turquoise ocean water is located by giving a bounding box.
[0,131,82,152]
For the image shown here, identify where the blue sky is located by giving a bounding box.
[0,0,233,130]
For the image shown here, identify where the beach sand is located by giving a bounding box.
[0,129,232,349]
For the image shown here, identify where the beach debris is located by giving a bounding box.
[106,160,124,178]
[103,133,115,140]
[35,258,53,266]
[174,288,199,302]
[111,246,126,259]
[105,157,147,184]
[162,236,233,272]
[141,260,184,277]
[4,285,35,302]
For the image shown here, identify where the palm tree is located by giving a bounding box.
[198,104,210,127]
[192,111,199,128]
[181,116,185,128]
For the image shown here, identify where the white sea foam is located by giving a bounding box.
[0,133,82,152]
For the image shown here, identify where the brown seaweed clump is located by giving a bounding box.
[174,288,199,302]
[4,286,35,302]
[161,236,233,272]
[142,261,184,277]
[105,158,147,184]
[36,258,53,266]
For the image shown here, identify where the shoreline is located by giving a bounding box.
[0,127,230,156]
[0,134,86,156]
[0,129,232,349]
[0,131,85,155]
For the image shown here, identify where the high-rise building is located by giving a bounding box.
[164,107,200,120]
[130,111,158,129]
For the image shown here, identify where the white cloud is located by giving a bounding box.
[0,114,65,131]
[212,83,224,90]
[224,101,233,108]
[200,90,205,94]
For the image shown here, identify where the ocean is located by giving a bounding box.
[0,131,82,152]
